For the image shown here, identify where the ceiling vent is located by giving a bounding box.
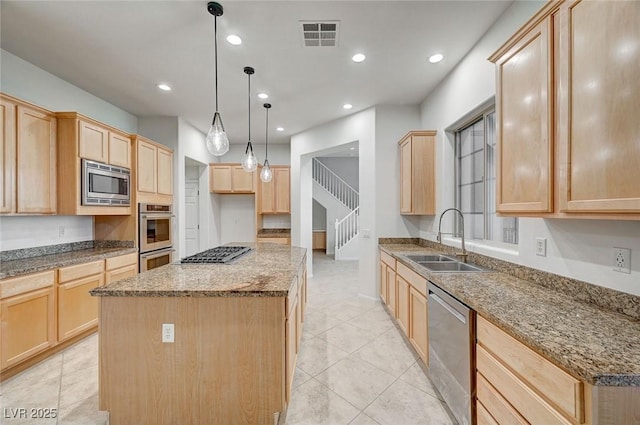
[300,21,340,47]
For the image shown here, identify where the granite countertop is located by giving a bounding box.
[257,228,291,238]
[91,243,306,298]
[0,246,138,279]
[380,243,640,387]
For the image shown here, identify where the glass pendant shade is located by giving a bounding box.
[205,112,229,156]
[241,142,258,172]
[260,160,272,182]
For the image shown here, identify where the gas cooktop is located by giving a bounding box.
[180,246,252,264]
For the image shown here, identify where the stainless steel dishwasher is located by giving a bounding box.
[428,282,475,425]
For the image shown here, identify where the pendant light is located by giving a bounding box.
[260,103,273,183]
[241,66,258,172]
[205,2,229,156]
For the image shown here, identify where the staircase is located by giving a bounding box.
[312,158,359,260]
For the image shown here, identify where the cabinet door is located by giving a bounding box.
[557,0,640,213]
[157,148,173,195]
[379,262,388,304]
[399,138,412,213]
[16,106,56,214]
[58,273,104,341]
[396,275,409,335]
[109,132,131,168]
[105,264,137,285]
[260,176,275,213]
[0,98,16,213]
[409,287,428,363]
[285,298,298,403]
[386,268,396,317]
[232,166,254,193]
[1,287,55,370]
[495,17,553,213]
[137,140,157,193]
[209,165,232,193]
[79,120,109,163]
[274,168,290,213]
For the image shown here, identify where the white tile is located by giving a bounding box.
[285,379,360,425]
[292,367,313,389]
[351,329,417,378]
[303,310,343,335]
[315,322,380,353]
[0,354,62,395]
[1,376,60,424]
[59,365,99,409]
[57,394,108,425]
[348,307,395,336]
[314,355,396,409]
[349,413,381,425]
[364,380,454,425]
[399,362,439,399]
[296,337,350,376]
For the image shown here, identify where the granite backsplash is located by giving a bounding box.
[1,240,134,262]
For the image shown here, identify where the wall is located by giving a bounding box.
[292,105,420,293]
[220,196,256,244]
[316,157,359,191]
[417,0,640,296]
[221,144,291,166]
[0,49,138,250]
[313,200,326,230]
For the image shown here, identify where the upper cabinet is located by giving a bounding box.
[490,0,640,218]
[56,112,131,215]
[398,131,436,215]
[259,166,290,214]
[209,163,255,194]
[1,94,57,215]
[132,135,173,204]
[78,119,131,168]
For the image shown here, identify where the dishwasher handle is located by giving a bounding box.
[429,290,466,324]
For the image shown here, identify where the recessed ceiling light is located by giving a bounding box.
[428,53,444,63]
[352,53,366,63]
[349,147,355,150]
[258,93,269,99]
[276,127,284,132]
[343,103,353,110]
[227,35,242,45]
[157,83,171,91]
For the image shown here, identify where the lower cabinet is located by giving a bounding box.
[105,253,138,284]
[257,237,291,245]
[476,315,585,425]
[0,271,56,369]
[378,249,429,365]
[58,261,104,342]
[285,263,307,404]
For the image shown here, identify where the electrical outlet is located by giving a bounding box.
[536,237,547,257]
[59,226,65,237]
[613,248,631,274]
[162,324,175,343]
[362,229,370,238]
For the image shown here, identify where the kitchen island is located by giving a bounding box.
[90,243,307,425]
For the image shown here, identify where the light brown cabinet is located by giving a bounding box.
[0,271,56,370]
[312,231,327,250]
[259,166,290,214]
[57,261,104,342]
[0,94,56,215]
[396,275,410,334]
[105,253,138,284]
[78,119,131,168]
[398,131,436,215]
[133,135,173,204]
[408,286,428,363]
[209,163,255,194]
[490,0,640,218]
[56,112,131,215]
[257,237,290,245]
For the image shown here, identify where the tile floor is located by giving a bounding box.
[0,252,454,425]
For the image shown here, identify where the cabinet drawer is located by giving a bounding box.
[396,261,426,297]
[58,260,104,283]
[380,250,396,269]
[477,316,584,422]
[477,345,573,425]
[105,264,137,285]
[476,401,499,425]
[257,237,290,245]
[477,372,527,425]
[1,270,55,299]
[106,253,138,270]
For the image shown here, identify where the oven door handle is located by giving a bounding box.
[140,214,176,219]
[140,248,175,259]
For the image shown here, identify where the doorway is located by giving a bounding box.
[184,179,200,257]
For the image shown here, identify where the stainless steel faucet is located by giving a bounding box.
[437,208,468,262]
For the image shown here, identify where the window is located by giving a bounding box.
[455,109,518,245]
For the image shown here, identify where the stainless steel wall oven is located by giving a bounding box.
[138,203,174,272]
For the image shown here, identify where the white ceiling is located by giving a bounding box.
[0,1,512,146]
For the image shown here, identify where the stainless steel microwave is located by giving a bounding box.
[82,159,130,206]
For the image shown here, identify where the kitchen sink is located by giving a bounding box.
[406,254,457,262]
[417,261,489,272]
